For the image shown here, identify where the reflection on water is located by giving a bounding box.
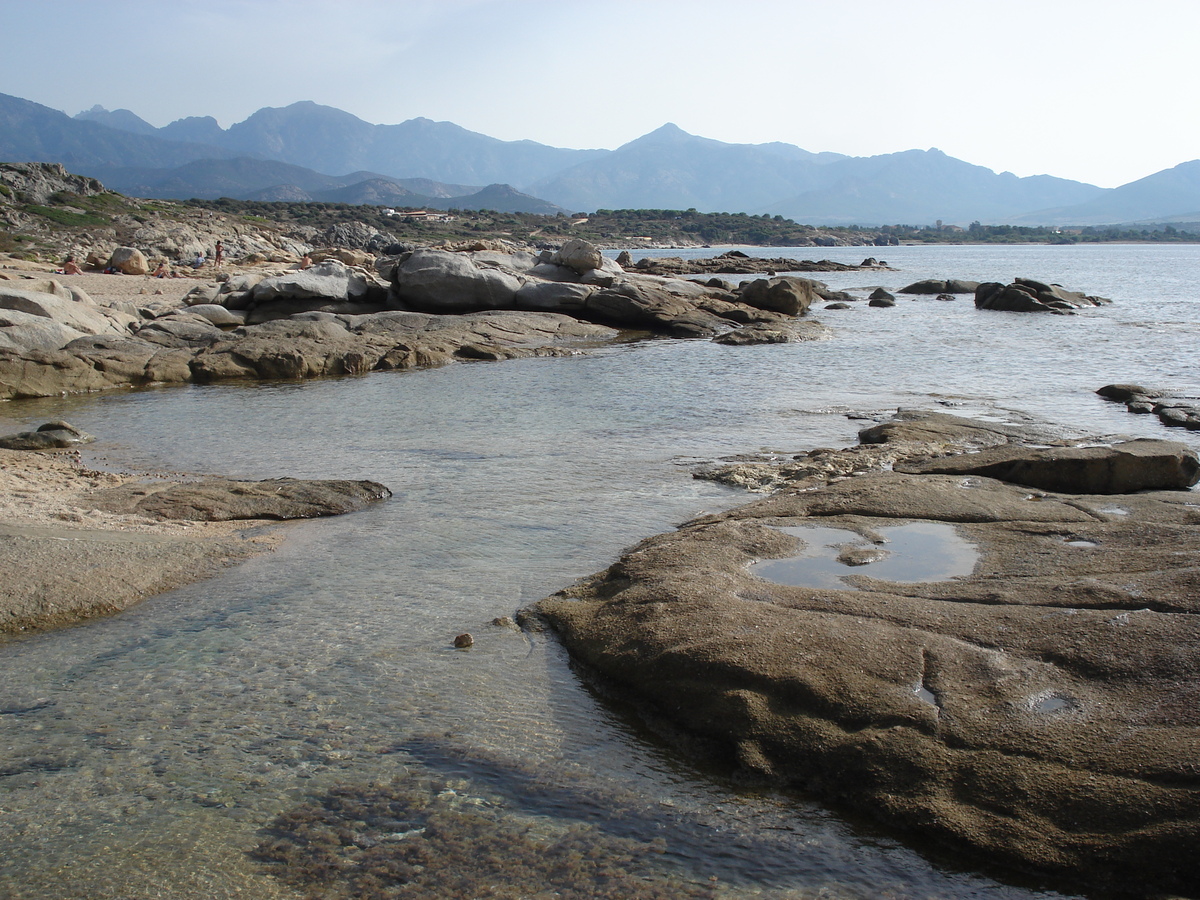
[751,522,979,590]
[4,242,1192,899]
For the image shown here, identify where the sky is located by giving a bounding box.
[1,0,1196,189]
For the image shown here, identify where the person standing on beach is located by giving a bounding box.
[215,241,224,269]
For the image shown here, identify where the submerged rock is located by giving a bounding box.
[86,477,391,521]
[0,420,94,450]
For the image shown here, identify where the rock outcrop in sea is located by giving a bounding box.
[975,278,1110,313]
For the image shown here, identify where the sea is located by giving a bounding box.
[0,243,1197,899]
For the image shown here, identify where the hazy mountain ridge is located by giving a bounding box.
[0,92,1191,225]
[0,93,241,170]
[764,149,1105,225]
[96,100,607,188]
[1010,160,1200,226]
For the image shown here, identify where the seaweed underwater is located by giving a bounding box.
[251,735,823,899]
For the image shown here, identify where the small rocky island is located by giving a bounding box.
[523,411,1200,896]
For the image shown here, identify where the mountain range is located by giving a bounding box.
[3,92,1197,226]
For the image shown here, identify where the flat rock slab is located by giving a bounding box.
[529,467,1200,895]
[895,438,1200,494]
[86,478,391,521]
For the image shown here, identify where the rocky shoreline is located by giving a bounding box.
[5,220,1197,894]
[0,239,845,400]
[523,411,1200,896]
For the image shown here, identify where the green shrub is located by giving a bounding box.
[24,205,109,227]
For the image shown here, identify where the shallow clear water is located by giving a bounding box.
[2,244,1197,899]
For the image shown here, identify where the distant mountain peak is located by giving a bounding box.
[73,104,158,136]
[647,122,690,138]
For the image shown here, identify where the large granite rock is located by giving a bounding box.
[0,308,90,352]
[389,248,525,313]
[0,244,822,399]
[526,414,1200,895]
[552,238,605,274]
[0,284,130,345]
[736,277,813,316]
[975,278,1110,313]
[583,280,729,337]
[513,280,595,313]
[108,246,150,275]
[0,305,615,398]
[251,259,379,302]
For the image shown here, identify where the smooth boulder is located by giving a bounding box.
[389,249,524,313]
[108,246,150,275]
[736,277,813,316]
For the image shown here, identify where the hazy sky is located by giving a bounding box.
[2,0,1196,188]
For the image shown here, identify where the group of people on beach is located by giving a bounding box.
[55,241,317,277]
[57,241,226,277]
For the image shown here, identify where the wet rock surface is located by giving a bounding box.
[86,477,392,521]
[526,411,1200,895]
[0,420,94,450]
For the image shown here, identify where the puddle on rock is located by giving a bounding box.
[1029,692,1080,714]
[751,522,978,590]
[912,683,938,707]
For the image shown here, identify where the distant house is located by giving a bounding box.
[398,210,455,223]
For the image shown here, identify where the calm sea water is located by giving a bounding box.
[0,244,1196,899]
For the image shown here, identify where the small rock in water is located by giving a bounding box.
[453,633,474,649]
